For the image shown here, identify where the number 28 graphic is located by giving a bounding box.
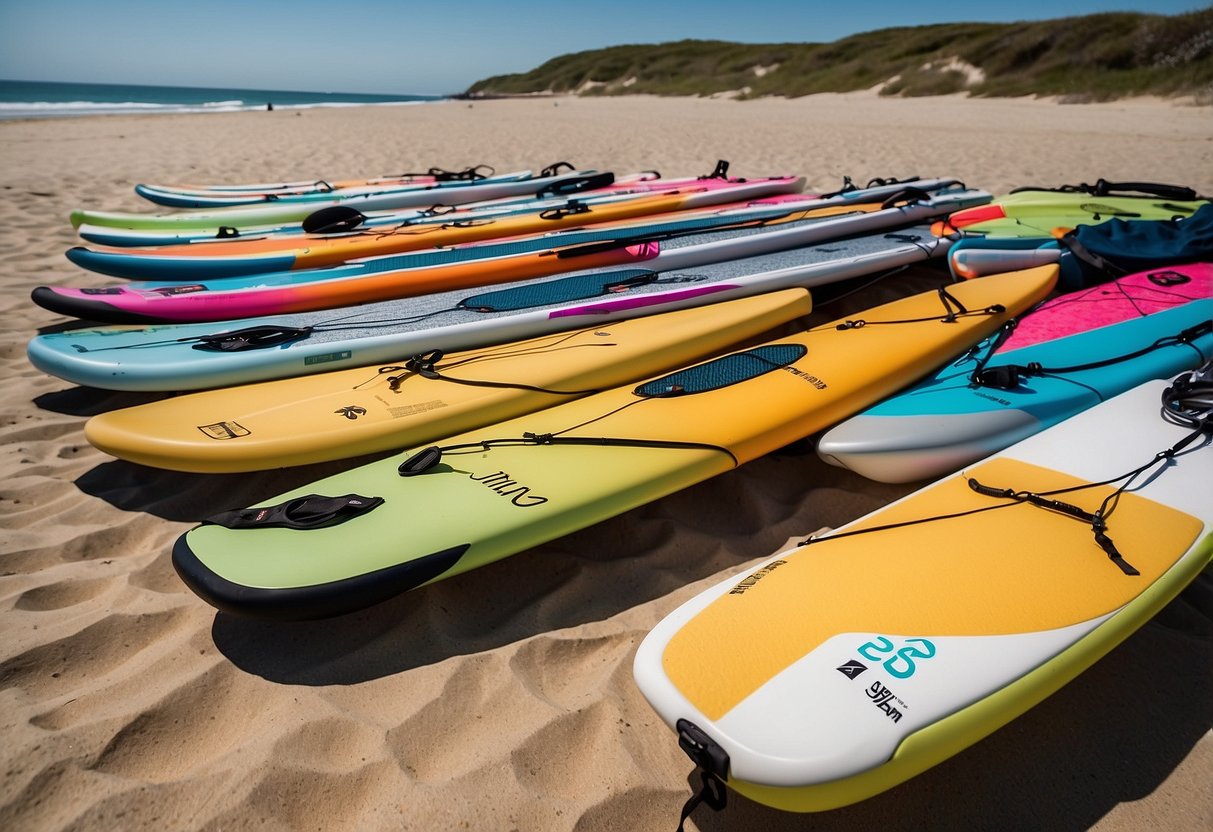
[857,636,937,679]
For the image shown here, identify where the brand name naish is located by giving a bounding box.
[468,470,549,507]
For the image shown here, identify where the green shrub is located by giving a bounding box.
[463,8,1213,101]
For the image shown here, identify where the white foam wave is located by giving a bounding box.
[0,98,435,120]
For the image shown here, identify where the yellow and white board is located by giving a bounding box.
[634,379,1212,813]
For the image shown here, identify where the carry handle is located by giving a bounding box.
[535,171,615,198]
[1091,179,1198,201]
[879,186,932,210]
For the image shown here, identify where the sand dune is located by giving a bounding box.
[1,94,1210,831]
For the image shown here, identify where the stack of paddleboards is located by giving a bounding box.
[27,161,1213,828]
[34,179,984,321]
[32,174,987,388]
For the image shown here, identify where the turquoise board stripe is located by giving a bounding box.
[862,300,1213,421]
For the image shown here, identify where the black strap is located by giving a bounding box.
[535,171,615,198]
[867,175,925,188]
[966,478,1139,575]
[823,175,857,197]
[1161,359,1213,430]
[201,494,384,530]
[381,349,603,396]
[959,319,1019,383]
[800,416,1210,576]
[1089,179,1200,201]
[431,165,494,181]
[438,217,497,229]
[216,225,241,238]
[396,431,739,476]
[189,325,314,352]
[1011,179,1204,200]
[971,320,1213,390]
[1055,231,1131,279]
[539,199,591,220]
[674,719,729,832]
[698,159,731,180]
[539,161,577,178]
[301,205,368,234]
[1077,201,1143,220]
[818,176,956,200]
[381,165,495,182]
[417,204,457,218]
[835,285,1002,330]
[878,186,932,209]
[391,346,782,472]
[676,771,727,832]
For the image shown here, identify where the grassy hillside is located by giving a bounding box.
[464,8,1213,101]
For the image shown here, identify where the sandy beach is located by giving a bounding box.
[2,93,1211,831]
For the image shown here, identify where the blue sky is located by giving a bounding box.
[1,0,1207,95]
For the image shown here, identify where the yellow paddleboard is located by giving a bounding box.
[85,290,813,472]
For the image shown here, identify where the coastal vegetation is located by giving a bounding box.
[465,8,1213,101]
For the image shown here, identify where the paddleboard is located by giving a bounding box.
[70,172,804,232]
[997,262,1213,350]
[633,375,1212,817]
[37,189,989,323]
[133,164,513,207]
[133,167,529,208]
[83,290,813,472]
[134,168,667,200]
[941,181,1209,239]
[137,169,488,196]
[170,264,1056,620]
[28,225,952,392]
[815,271,1213,482]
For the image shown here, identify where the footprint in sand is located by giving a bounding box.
[13,575,116,611]
[87,662,285,782]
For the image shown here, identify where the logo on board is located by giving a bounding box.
[836,660,868,679]
[468,470,549,507]
[857,636,937,679]
[837,636,938,726]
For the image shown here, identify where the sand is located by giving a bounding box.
[1,94,1211,832]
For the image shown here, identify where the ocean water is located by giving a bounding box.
[0,79,441,120]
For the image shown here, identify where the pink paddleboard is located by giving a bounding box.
[1001,262,1212,351]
